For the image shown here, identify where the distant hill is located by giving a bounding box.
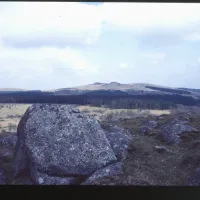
[0,83,200,104]
[0,88,26,92]
[1,83,200,99]
[178,88,200,94]
[52,82,200,99]
[0,82,200,109]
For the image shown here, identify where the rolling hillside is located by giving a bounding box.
[1,82,200,99]
[53,82,200,98]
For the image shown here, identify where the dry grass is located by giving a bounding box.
[0,104,31,133]
[77,105,170,122]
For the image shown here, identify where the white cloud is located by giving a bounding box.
[150,60,159,65]
[0,42,99,85]
[1,2,200,49]
[1,2,200,89]
[184,32,200,41]
[101,3,200,30]
[141,53,166,59]
[140,52,166,65]
[1,3,200,49]
[0,2,103,48]
[119,63,128,69]
[0,2,103,89]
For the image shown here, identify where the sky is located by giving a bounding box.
[0,2,200,90]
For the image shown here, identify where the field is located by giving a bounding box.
[77,105,170,122]
[0,104,170,134]
[0,104,31,133]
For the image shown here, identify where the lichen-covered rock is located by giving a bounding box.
[14,104,117,184]
[170,119,197,134]
[104,125,132,161]
[188,168,200,186]
[158,119,198,144]
[82,162,123,185]
[140,120,157,135]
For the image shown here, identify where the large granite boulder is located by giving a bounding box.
[14,104,117,184]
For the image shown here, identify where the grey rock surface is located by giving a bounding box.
[0,168,6,185]
[14,104,117,183]
[104,125,132,161]
[153,146,171,153]
[30,163,81,185]
[82,162,123,185]
[188,168,200,186]
[140,120,158,135]
[158,119,198,144]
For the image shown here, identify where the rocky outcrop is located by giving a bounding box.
[14,104,117,185]
[140,120,157,135]
[104,125,132,161]
[140,119,198,144]
[158,119,198,144]
[82,162,123,185]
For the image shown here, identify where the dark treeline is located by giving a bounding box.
[0,91,54,96]
[0,93,198,110]
[145,86,191,95]
[86,98,176,110]
[85,94,196,109]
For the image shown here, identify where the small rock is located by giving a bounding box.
[30,165,82,185]
[158,119,197,144]
[140,120,157,135]
[127,175,133,184]
[154,146,171,153]
[188,168,200,186]
[0,168,6,185]
[104,126,132,161]
[82,162,123,185]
